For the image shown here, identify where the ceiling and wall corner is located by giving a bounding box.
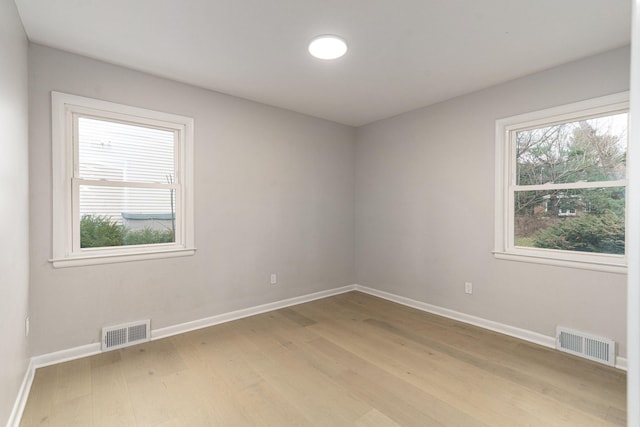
[13,0,631,127]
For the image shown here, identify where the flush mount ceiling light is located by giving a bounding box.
[308,35,348,60]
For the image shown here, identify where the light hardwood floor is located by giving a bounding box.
[20,291,626,426]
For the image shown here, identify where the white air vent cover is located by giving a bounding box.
[556,326,615,366]
[102,320,150,351]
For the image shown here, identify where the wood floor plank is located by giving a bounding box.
[90,358,137,427]
[234,333,372,425]
[20,291,626,426]
[302,294,623,426]
[19,366,57,426]
[304,313,519,426]
[363,317,622,424]
[322,292,626,411]
[355,408,402,427]
[52,358,92,406]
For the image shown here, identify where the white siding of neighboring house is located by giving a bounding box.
[78,116,176,226]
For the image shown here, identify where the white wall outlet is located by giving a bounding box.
[25,316,30,337]
[270,273,277,285]
[464,282,473,294]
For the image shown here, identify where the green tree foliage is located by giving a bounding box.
[80,215,125,248]
[516,120,625,187]
[123,227,174,245]
[80,215,174,248]
[514,115,627,254]
[532,212,625,254]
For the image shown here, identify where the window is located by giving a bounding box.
[494,92,628,273]
[51,92,195,267]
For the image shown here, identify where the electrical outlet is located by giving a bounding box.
[270,273,277,285]
[25,317,30,337]
[464,282,473,294]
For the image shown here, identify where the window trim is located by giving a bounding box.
[51,92,195,267]
[494,92,629,274]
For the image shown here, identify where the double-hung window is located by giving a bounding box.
[494,92,628,273]
[51,92,195,267]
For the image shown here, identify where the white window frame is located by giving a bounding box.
[51,92,195,267]
[494,92,629,274]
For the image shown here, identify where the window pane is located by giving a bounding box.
[78,117,175,184]
[516,113,627,185]
[514,187,625,254]
[79,185,176,248]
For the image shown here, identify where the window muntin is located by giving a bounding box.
[495,92,628,272]
[52,92,195,267]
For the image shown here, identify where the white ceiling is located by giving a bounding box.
[14,0,631,126]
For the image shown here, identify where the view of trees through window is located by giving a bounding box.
[513,112,627,254]
[77,117,177,249]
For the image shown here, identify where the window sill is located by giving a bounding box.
[493,251,627,274]
[50,247,196,268]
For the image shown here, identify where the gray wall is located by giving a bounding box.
[27,42,630,362]
[0,0,30,424]
[355,47,630,357]
[29,44,356,356]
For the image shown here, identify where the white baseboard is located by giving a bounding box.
[353,284,627,371]
[152,285,356,340]
[24,283,629,371]
[354,285,555,348]
[7,285,356,427]
[615,356,627,371]
[11,282,626,426]
[31,343,102,369]
[28,285,358,369]
[6,360,35,427]
[8,344,104,427]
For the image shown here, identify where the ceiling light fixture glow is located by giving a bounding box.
[308,35,348,60]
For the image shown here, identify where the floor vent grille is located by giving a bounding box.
[102,320,150,351]
[556,326,615,366]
